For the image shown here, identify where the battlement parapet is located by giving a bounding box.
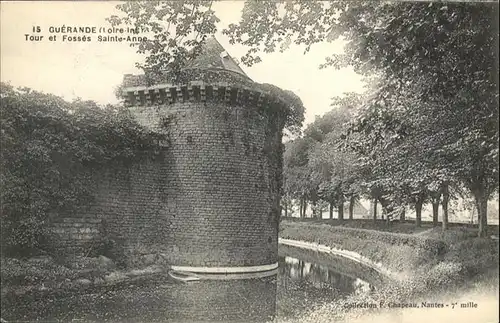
[123,82,287,111]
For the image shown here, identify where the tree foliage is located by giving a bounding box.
[262,1,498,233]
[107,1,220,83]
[283,95,364,219]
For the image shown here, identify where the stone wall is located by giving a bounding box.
[48,217,102,255]
[49,96,284,268]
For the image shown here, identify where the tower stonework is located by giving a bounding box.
[118,38,287,273]
[43,38,289,322]
[47,38,289,277]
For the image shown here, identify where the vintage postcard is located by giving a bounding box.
[1,1,498,322]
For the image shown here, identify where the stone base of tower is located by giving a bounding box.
[170,262,279,274]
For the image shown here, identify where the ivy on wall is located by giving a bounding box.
[0,82,166,256]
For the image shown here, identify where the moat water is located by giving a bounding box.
[2,245,388,322]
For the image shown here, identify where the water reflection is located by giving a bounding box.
[278,243,387,289]
[279,256,374,296]
[276,247,383,321]
[166,275,277,323]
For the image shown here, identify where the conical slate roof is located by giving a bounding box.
[122,37,252,89]
[184,37,251,80]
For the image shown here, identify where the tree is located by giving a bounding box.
[283,137,317,218]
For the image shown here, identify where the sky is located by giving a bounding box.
[1,1,366,126]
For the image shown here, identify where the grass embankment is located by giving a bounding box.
[280,220,449,278]
[283,217,500,234]
[279,219,499,323]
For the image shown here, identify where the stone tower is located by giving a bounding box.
[120,37,288,274]
[44,37,290,322]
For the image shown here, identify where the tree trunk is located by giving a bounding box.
[338,199,344,221]
[329,202,334,219]
[385,207,392,225]
[432,202,439,227]
[349,196,355,220]
[303,200,308,218]
[415,200,423,227]
[474,191,489,238]
[312,200,317,219]
[429,190,442,227]
[379,199,385,220]
[400,208,406,221]
[373,199,377,221]
[478,198,488,238]
[284,199,288,218]
[442,185,449,231]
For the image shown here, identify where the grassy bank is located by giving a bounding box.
[280,221,448,277]
[278,219,499,322]
[282,217,500,235]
